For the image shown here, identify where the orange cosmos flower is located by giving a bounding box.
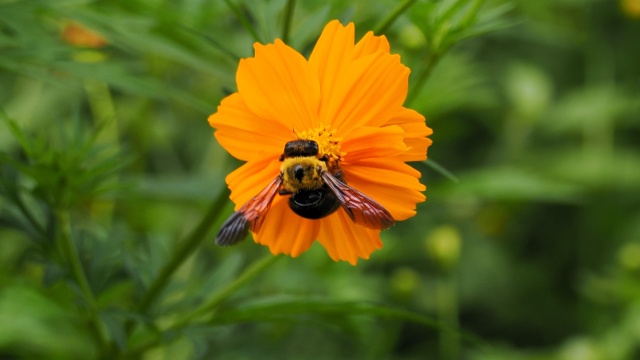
[62,22,108,48]
[208,20,433,265]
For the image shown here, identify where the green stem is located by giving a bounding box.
[56,209,108,352]
[436,273,459,360]
[180,253,280,325]
[177,24,241,62]
[460,0,485,29]
[84,79,116,128]
[224,0,262,43]
[136,189,230,313]
[83,79,119,224]
[423,158,460,183]
[125,253,280,357]
[281,0,296,43]
[374,0,419,34]
[116,190,230,358]
[406,52,441,106]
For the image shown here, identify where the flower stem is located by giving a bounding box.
[116,189,230,358]
[124,253,280,357]
[83,79,118,223]
[374,0,419,34]
[56,209,108,352]
[224,0,262,43]
[281,0,296,43]
[136,188,231,313]
[177,253,280,326]
[436,273,460,360]
[423,158,460,183]
[406,52,441,106]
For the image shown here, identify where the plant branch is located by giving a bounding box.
[224,0,262,43]
[124,253,281,357]
[178,253,280,326]
[136,188,231,314]
[406,52,442,106]
[56,209,107,351]
[281,0,296,43]
[374,0,419,34]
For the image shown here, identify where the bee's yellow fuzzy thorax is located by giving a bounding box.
[281,157,327,193]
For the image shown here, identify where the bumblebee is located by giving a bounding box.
[215,139,395,246]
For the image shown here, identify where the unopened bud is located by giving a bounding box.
[425,225,461,271]
[398,24,427,49]
[618,242,640,271]
[391,267,420,300]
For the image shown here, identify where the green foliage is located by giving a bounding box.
[1,0,640,359]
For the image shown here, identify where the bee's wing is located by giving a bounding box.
[321,171,395,230]
[215,176,282,246]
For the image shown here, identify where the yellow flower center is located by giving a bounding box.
[296,125,345,166]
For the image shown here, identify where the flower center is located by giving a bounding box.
[296,125,345,168]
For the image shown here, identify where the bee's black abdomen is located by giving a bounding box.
[289,187,341,219]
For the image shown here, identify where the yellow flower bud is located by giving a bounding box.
[618,242,640,271]
[390,267,420,300]
[425,225,462,271]
[398,24,427,49]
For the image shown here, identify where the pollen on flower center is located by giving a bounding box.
[296,125,345,164]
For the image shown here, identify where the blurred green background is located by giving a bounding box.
[2,0,640,359]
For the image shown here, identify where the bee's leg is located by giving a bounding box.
[279,189,293,195]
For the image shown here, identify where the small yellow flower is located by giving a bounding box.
[208,20,432,264]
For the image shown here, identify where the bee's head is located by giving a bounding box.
[283,140,319,158]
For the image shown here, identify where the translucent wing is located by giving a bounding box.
[321,171,395,230]
[215,176,282,246]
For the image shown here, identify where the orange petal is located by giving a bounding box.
[385,107,434,162]
[209,93,291,161]
[226,156,282,209]
[237,39,320,132]
[308,20,355,109]
[342,159,426,221]
[353,31,390,58]
[253,198,320,257]
[400,137,434,162]
[341,125,407,163]
[317,210,383,265]
[320,51,409,133]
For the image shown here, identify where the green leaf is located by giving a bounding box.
[445,166,585,203]
[208,297,486,347]
[0,283,98,358]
